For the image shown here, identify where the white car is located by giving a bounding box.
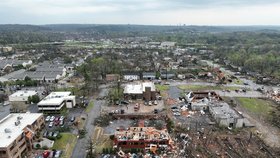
[59,116,64,121]
[54,150,62,158]
[173,112,181,116]
[45,116,51,122]
[48,122,54,128]
[50,116,55,122]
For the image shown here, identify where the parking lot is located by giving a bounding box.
[102,99,165,114]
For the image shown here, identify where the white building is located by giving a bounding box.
[0,113,44,158]
[9,90,38,103]
[37,92,76,111]
[9,90,38,111]
[123,74,140,81]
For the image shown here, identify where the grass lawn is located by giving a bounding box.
[85,101,94,113]
[156,85,170,91]
[233,79,244,85]
[52,133,77,158]
[236,98,274,115]
[178,85,240,91]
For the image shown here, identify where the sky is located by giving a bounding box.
[1,0,280,25]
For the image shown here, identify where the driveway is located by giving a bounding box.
[71,86,109,158]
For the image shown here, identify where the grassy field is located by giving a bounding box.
[52,133,77,158]
[233,79,244,85]
[178,85,240,91]
[236,98,274,115]
[85,101,94,113]
[156,85,170,91]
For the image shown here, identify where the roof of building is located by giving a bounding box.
[0,69,26,82]
[0,113,43,148]
[9,90,38,101]
[124,82,156,94]
[37,91,71,106]
[210,102,241,119]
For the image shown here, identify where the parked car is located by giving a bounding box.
[59,116,64,121]
[70,116,75,122]
[153,100,158,105]
[45,116,51,122]
[154,109,159,114]
[49,122,54,128]
[48,131,53,137]
[53,131,59,137]
[173,112,181,116]
[50,116,55,122]
[59,120,64,126]
[54,120,60,126]
[54,117,60,122]
[43,131,48,137]
[54,150,62,158]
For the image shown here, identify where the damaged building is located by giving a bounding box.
[209,102,244,128]
[114,126,174,153]
[185,91,244,128]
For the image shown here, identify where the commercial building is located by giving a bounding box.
[123,72,140,81]
[114,126,173,152]
[9,90,38,112]
[0,113,45,158]
[37,92,76,111]
[124,82,156,101]
[209,102,244,128]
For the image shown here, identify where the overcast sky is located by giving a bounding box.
[1,0,280,25]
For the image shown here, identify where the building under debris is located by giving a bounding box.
[114,126,174,153]
[185,91,244,128]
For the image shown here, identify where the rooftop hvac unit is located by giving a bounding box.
[17,116,23,120]
[15,120,21,126]
[4,128,12,133]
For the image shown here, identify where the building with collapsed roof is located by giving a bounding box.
[114,126,174,152]
[185,91,244,128]
[209,102,244,128]
[186,91,222,111]
[124,82,156,101]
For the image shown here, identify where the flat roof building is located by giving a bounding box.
[124,82,156,101]
[9,90,38,112]
[37,91,76,111]
[0,113,44,158]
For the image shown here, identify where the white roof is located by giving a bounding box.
[0,113,43,148]
[124,82,156,94]
[9,90,38,101]
[37,91,71,106]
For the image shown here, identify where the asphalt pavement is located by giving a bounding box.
[71,86,109,158]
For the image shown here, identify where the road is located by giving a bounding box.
[0,104,10,120]
[71,86,109,158]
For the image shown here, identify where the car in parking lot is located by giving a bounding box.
[54,150,62,158]
[70,116,75,122]
[173,112,181,116]
[43,131,48,137]
[45,116,51,122]
[48,122,54,128]
[50,116,55,122]
[48,131,53,137]
[59,116,64,121]
[53,131,59,137]
[59,120,64,126]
